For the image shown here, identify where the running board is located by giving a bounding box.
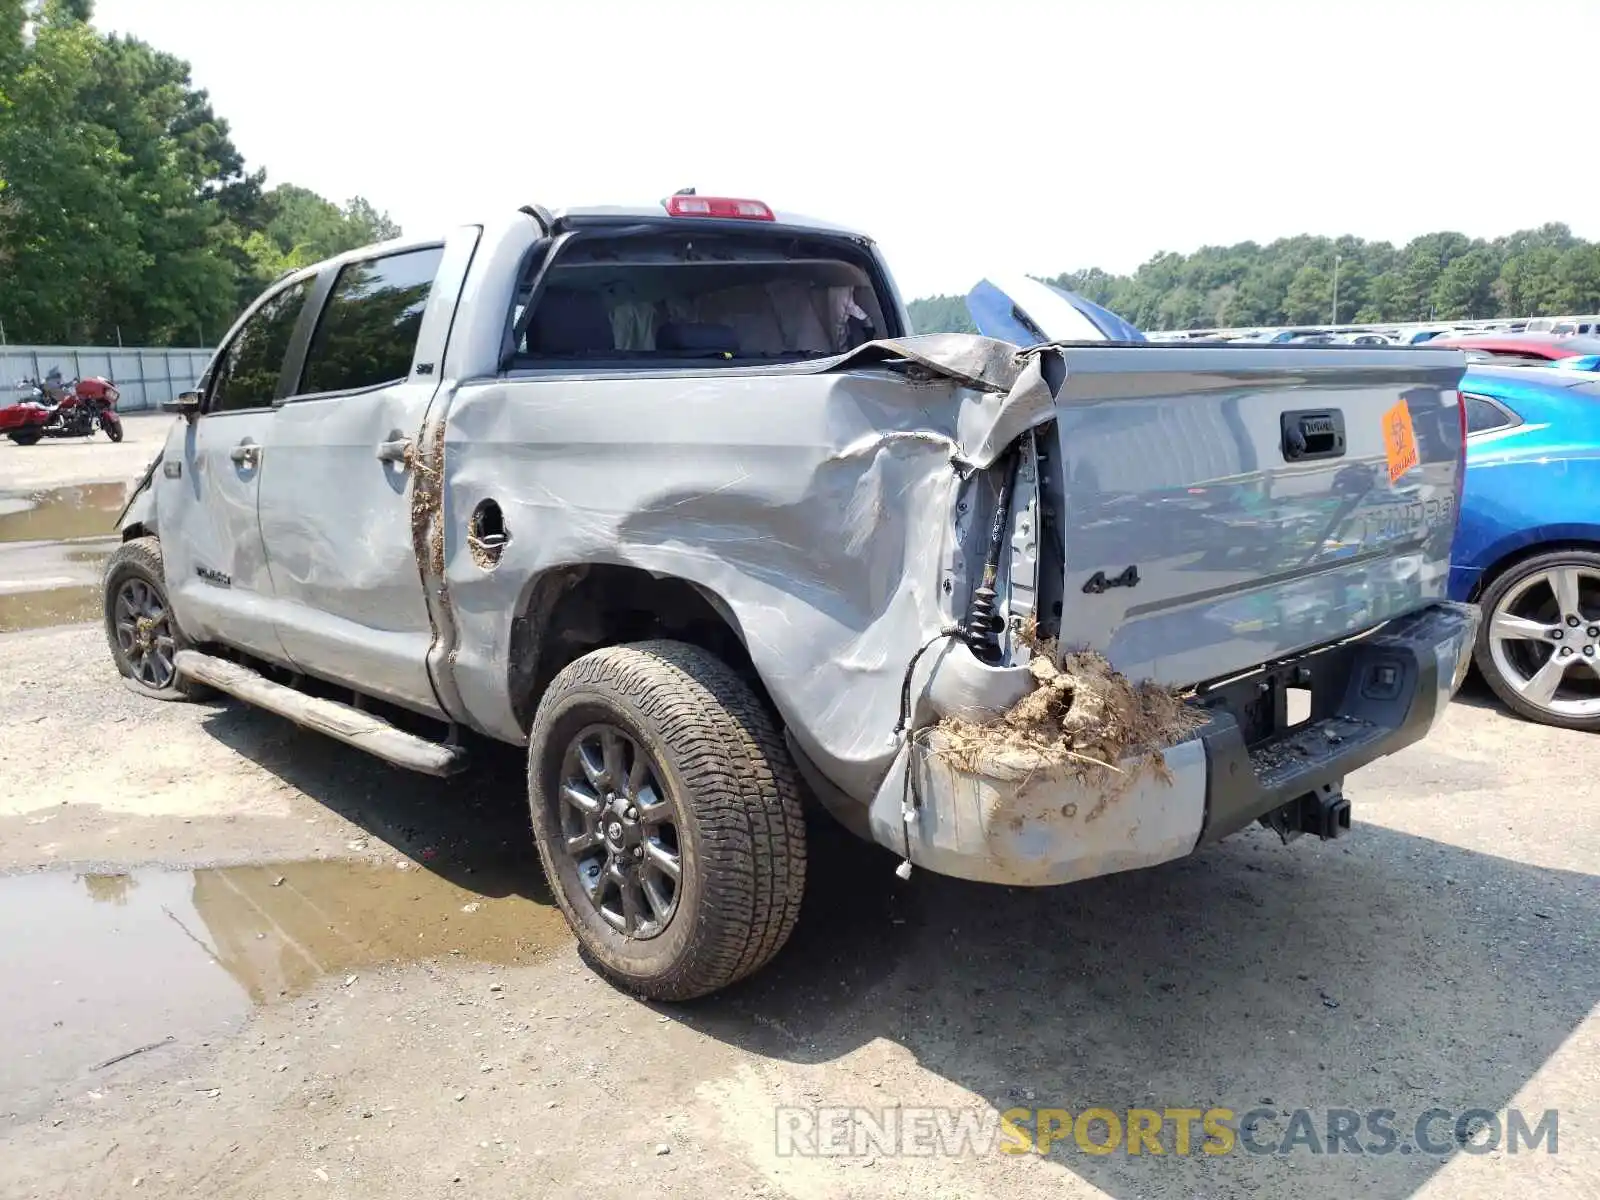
[174,650,467,777]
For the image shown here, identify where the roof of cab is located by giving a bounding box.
[280,203,876,288]
[549,204,873,240]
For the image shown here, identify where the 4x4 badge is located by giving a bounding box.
[1083,565,1140,594]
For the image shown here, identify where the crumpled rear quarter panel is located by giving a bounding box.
[440,347,1049,800]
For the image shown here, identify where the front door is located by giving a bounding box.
[256,234,477,716]
[157,275,315,662]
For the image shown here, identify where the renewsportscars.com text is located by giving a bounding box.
[774,1105,1559,1159]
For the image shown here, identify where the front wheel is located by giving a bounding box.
[102,537,208,701]
[1474,548,1600,731]
[104,418,123,442]
[526,640,806,1000]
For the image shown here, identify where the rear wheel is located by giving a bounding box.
[102,537,207,701]
[6,428,42,446]
[526,640,806,1000]
[1474,549,1600,731]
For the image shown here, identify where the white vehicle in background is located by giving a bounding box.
[1551,317,1600,336]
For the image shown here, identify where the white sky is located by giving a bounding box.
[95,0,1596,300]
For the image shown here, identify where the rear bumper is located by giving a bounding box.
[1195,600,1478,844]
[892,601,1480,886]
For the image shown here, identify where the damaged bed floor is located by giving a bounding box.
[2,627,1595,1200]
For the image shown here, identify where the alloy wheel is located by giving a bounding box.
[556,723,682,939]
[1486,564,1600,720]
[113,577,177,690]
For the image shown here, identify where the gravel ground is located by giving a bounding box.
[0,619,1594,1200]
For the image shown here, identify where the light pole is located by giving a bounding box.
[1331,254,1341,326]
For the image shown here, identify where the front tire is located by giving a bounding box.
[1473,548,1600,731]
[527,640,806,1000]
[102,537,207,701]
[104,419,123,442]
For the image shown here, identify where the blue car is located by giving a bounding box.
[1451,365,1600,730]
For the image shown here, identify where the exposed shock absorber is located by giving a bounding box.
[962,445,1022,664]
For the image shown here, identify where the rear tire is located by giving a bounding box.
[7,429,42,446]
[1473,548,1600,732]
[526,640,806,1000]
[102,537,209,701]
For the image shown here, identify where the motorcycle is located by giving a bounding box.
[1,371,124,445]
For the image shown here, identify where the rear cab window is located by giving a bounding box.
[298,246,445,395]
[507,224,897,371]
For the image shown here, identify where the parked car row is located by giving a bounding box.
[1152,314,1600,345]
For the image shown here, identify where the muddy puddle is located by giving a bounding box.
[0,481,129,544]
[0,482,127,633]
[0,578,105,632]
[0,861,570,1121]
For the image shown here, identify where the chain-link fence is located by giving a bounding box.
[2,345,214,413]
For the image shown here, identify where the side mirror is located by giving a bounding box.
[162,390,202,421]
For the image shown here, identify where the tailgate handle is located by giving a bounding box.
[1281,409,1346,462]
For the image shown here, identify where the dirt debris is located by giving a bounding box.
[932,626,1203,789]
[466,535,500,571]
[405,428,448,580]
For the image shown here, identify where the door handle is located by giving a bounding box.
[229,441,260,466]
[1279,409,1346,462]
[376,437,412,465]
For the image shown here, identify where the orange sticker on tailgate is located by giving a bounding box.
[1382,398,1419,482]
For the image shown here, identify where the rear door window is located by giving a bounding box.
[299,246,445,395]
[208,279,313,413]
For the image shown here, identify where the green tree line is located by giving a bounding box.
[0,0,399,346]
[910,224,1600,335]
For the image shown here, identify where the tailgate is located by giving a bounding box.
[1042,344,1466,686]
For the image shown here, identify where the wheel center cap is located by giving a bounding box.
[605,820,624,847]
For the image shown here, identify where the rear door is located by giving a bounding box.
[157,275,315,661]
[256,235,477,715]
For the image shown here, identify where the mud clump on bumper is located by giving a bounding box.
[932,643,1204,795]
[908,642,1209,886]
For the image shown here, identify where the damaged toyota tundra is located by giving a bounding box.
[106,196,1479,999]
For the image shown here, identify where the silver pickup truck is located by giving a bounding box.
[108,197,1479,999]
